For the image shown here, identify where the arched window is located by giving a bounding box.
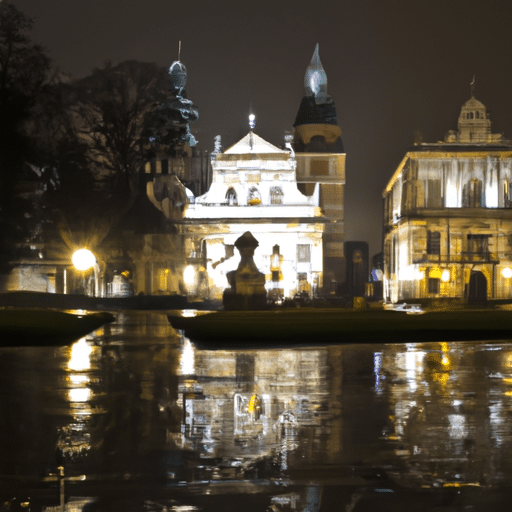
[226,188,238,206]
[247,187,261,205]
[475,111,480,119]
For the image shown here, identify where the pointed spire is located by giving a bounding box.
[470,75,476,98]
[168,42,187,95]
[304,43,328,103]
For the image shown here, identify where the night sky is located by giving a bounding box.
[11,0,512,258]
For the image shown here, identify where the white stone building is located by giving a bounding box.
[181,131,326,301]
[383,91,512,303]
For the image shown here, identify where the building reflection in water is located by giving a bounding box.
[377,340,512,487]
[175,336,332,483]
[9,312,512,510]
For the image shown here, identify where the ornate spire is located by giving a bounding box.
[168,41,187,95]
[304,43,328,103]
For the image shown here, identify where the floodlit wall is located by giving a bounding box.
[181,132,327,300]
[383,149,512,303]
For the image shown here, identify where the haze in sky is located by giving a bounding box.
[11,0,512,257]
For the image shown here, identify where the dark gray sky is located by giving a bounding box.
[11,0,512,258]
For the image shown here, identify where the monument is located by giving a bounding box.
[223,232,267,310]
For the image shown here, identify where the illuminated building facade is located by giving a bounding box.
[181,131,326,300]
[293,44,346,290]
[383,90,512,303]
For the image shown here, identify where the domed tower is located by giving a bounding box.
[293,44,346,292]
[457,95,492,143]
[445,80,503,145]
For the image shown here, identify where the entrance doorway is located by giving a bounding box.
[468,271,487,305]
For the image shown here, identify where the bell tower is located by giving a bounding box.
[293,44,346,293]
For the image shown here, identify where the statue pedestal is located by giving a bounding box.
[223,232,267,310]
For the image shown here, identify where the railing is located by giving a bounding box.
[412,252,499,264]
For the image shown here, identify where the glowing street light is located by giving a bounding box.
[72,249,101,296]
[72,249,96,271]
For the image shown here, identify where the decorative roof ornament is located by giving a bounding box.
[168,42,187,95]
[248,112,256,130]
[145,41,199,152]
[304,43,328,104]
[470,75,476,98]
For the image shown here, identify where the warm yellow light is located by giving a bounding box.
[68,387,91,403]
[72,249,96,271]
[183,265,195,286]
[502,267,512,279]
[68,338,92,371]
[441,269,450,282]
[429,267,442,279]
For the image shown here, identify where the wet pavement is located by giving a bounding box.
[2,311,512,510]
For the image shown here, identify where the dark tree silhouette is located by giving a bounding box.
[71,60,169,197]
[0,2,50,271]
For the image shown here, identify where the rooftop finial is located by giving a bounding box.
[471,75,476,97]
[248,112,256,130]
[304,43,328,104]
[178,40,181,61]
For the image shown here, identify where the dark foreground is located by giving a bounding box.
[3,311,512,511]
[0,308,114,346]
[168,307,512,346]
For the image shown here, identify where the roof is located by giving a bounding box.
[223,132,288,155]
[461,96,486,110]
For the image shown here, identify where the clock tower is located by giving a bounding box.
[293,44,346,292]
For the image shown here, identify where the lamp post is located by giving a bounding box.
[72,249,101,297]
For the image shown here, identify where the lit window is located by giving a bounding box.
[247,187,261,205]
[226,188,238,205]
[467,234,490,257]
[463,179,482,207]
[427,231,440,255]
[428,278,440,294]
[297,244,311,262]
[270,186,283,204]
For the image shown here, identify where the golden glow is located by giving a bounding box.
[70,374,89,385]
[68,338,92,371]
[71,248,96,271]
[502,267,512,279]
[429,266,442,279]
[441,269,450,282]
[68,387,91,403]
[180,338,195,375]
[183,265,195,286]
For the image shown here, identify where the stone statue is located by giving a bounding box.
[223,232,267,310]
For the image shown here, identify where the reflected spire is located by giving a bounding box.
[304,43,328,103]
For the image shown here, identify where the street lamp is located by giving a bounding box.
[72,249,100,296]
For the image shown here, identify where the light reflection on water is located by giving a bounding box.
[2,312,512,510]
